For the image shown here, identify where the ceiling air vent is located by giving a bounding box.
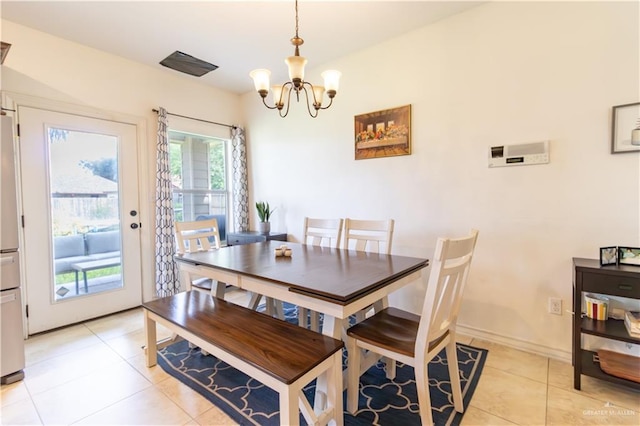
[159,51,218,77]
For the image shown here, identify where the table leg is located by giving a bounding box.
[75,270,80,294]
[144,310,158,367]
[83,271,89,293]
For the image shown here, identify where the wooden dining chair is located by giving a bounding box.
[346,229,479,426]
[175,218,225,298]
[299,217,344,330]
[343,218,394,254]
[303,217,344,248]
[343,218,395,321]
[175,219,282,318]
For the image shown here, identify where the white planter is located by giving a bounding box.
[257,222,271,234]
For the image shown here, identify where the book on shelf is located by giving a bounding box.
[624,311,640,338]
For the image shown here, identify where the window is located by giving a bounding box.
[169,129,228,240]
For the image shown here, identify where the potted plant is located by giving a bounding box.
[255,201,275,234]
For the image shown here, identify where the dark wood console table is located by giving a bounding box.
[226,231,287,246]
[572,258,640,390]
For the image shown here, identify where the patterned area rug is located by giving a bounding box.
[157,305,488,426]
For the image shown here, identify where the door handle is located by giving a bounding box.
[130,223,139,229]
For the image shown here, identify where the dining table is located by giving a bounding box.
[173,240,429,406]
[174,240,428,339]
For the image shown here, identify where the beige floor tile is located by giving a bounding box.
[104,324,175,359]
[31,360,151,425]
[0,397,42,425]
[460,406,517,425]
[193,406,239,426]
[469,365,547,425]
[126,353,173,384]
[24,324,101,366]
[471,338,549,383]
[84,307,145,340]
[547,385,640,425]
[549,358,640,412]
[24,341,122,395]
[0,381,30,407]
[103,328,151,359]
[155,372,217,418]
[456,333,474,345]
[74,387,192,425]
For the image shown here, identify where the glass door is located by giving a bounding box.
[19,106,141,334]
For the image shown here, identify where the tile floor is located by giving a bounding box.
[1,289,639,425]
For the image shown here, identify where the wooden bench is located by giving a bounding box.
[143,290,344,426]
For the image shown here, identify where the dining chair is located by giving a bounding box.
[174,218,226,298]
[343,218,394,254]
[299,217,344,330]
[346,229,479,426]
[176,219,283,319]
[343,218,395,321]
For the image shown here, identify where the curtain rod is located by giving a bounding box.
[152,108,236,130]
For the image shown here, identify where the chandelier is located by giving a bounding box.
[249,0,341,118]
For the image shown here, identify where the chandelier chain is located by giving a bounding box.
[294,0,299,38]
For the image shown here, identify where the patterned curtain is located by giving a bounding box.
[154,107,180,297]
[231,126,249,232]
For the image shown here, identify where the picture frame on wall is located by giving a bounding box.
[618,246,640,266]
[354,105,411,160]
[611,102,640,154]
[599,246,618,266]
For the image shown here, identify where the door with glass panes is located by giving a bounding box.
[19,106,142,334]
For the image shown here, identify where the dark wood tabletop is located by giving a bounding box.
[175,240,428,304]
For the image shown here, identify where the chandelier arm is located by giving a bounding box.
[278,83,295,118]
[302,81,321,109]
[319,97,334,110]
[261,97,278,110]
[300,86,319,118]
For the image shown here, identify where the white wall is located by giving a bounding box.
[1,20,243,303]
[242,1,640,358]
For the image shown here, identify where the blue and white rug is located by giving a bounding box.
[157,305,488,426]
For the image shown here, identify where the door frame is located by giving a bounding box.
[1,91,149,336]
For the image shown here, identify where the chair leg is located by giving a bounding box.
[298,307,309,328]
[446,341,464,412]
[385,358,397,379]
[346,336,361,414]
[310,311,320,332]
[414,361,434,426]
[272,299,285,320]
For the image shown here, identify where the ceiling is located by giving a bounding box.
[1,1,482,94]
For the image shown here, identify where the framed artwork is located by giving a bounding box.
[599,246,618,266]
[354,105,411,160]
[611,102,640,154]
[618,246,640,266]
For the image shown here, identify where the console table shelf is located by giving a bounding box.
[572,258,640,391]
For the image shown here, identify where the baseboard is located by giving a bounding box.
[457,324,572,362]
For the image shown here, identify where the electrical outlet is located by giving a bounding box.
[549,297,562,315]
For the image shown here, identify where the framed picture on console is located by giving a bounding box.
[611,102,640,154]
[600,246,618,266]
[618,246,640,266]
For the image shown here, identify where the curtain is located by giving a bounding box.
[154,107,180,297]
[231,126,249,232]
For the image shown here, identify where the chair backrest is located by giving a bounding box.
[175,218,221,254]
[343,218,394,254]
[416,229,479,356]
[303,217,344,248]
